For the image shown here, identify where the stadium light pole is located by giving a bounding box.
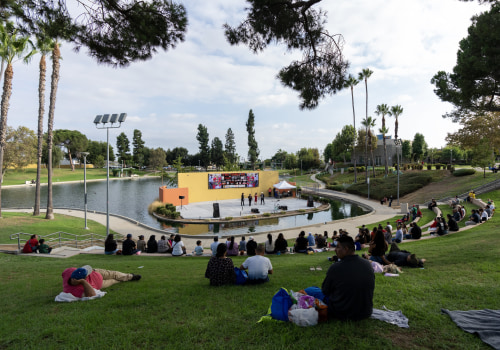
[94,113,127,237]
[81,152,90,229]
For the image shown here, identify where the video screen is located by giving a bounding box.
[208,173,259,189]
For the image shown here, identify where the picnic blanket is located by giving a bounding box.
[55,289,106,302]
[442,309,500,349]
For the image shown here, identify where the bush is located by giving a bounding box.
[427,165,432,170]
[155,203,181,219]
[327,185,343,191]
[453,168,476,177]
[435,164,442,170]
[224,217,233,220]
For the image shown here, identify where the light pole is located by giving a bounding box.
[81,152,89,229]
[394,138,402,205]
[94,113,127,237]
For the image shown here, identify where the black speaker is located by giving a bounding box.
[213,203,220,218]
[307,195,314,207]
[251,208,260,214]
[179,195,185,199]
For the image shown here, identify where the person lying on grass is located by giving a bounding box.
[62,265,141,298]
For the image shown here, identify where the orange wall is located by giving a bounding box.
[159,186,189,206]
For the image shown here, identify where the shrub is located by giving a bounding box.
[453,168,476,177]
[224,217,233,220]
[427,165,432,170]
[435,164,442,170]
[327,185,343,191]
[262,213,271,217]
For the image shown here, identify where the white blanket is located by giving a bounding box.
[54,289,107,302]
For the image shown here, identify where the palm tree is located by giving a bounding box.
[45,40,61,220]
[344,74,359,182]
[361,116,377,177]
[390,104,404,171]
[33,36,55,216]
[358,68,373,181]
[375,104,391,176]
[0,22,35,217]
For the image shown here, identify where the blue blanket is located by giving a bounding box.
[442,309,500,349]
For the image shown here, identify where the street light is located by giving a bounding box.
[94,113,127,237]
[394,138,402,205]
[81,152,90,229]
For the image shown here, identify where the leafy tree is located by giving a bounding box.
[132,129,145,167]
[375,104,391,176]
[271,149,288,169]
[116,132,131,166]
[323,143,334,164]
[402,140,412,163]
[211,136,224,169]
[166,147,189,165]
[53,129,88,171]
[0,21,35,217]
[332,125,355,163]
[297,147,320,171]
[470,138,494,178]
[172,155,183,173]
[246,109,260,169]
[224,128,236,165]
[359,68,373,181]
[86,140,115,165]
[431,3,500,120]
[41,138,63,169]
[224,0,348,109]
[412,133,427,162]
[2,126,37,174]
[284,153,297,170]
[149,147,167,170]
[344,74,359,182]
[33,34,55,216]
[196,124,210,169]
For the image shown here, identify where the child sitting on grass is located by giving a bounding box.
[38,239,52,254]
[194,240,203,256]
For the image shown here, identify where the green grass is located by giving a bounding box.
[1,207,499,348]
[0,212,119,244]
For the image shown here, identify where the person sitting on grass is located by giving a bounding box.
[137,235,147,253]
[368,230,390,265]
[452,207,462,222]
[158,235,169,253]
[239,244,273,284]
[210,236,220,257]
[274,233,288,254]
[38,239,52,254]
[239,236,247,256]
[465,209,480,226]
[171,234,186,256]
[147,235,158,253]
[447,214,459,232]
[428,218,439,234]
[194,240,204,256]
[104,234,118,255]
[405,222,422,240]
[294,231,309,253]
[428,199,438,211]
[122,234,140,255]
[436,216,449,236]
[265,233,275,254]
[246,236,257,256]
[316,233,327,248]
[226,236,239,256]
[322,236,375,321]
[393,224,403,243]
[205,243,236,286]
[22,234,39,254]
[62,265,141,298]
[480,208,489,222]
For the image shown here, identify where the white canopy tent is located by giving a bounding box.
[273,180,296,190]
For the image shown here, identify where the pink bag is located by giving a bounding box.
[298,295,315,309]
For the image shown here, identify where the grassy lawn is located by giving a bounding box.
[0,212,119,244]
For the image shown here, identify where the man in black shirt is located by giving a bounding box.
[246,236,257,256]
[321,236,374,321]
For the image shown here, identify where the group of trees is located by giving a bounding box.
[270,147,321,171]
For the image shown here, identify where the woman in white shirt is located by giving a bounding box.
[171,234,186,256]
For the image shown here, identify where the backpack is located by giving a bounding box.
[234,267,248,285]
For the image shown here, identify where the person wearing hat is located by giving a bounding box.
[62,265,141,298]
[122,234,140,255]
[246,236,257,256]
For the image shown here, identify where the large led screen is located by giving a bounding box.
[208,173,259,189]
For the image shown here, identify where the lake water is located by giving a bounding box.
[1,177,369,235]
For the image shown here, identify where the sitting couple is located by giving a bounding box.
[205,243,273,286]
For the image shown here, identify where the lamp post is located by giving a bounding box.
[94,113,126,237]
[81,152,89,229]
[394,138,402,205]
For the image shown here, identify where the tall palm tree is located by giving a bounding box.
[375,104,391,176]
[45,40,61,220]
[33,36,55,216]
[361,116,377,177]
[358,68,373,181]
[390,104,404,171]
[0,22,35,217]
[344,74,359,183]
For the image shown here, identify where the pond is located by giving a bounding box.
[1,177,369,235]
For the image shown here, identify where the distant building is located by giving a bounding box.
[358,134,399,167]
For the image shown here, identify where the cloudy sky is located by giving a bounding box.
[7,0,487,162]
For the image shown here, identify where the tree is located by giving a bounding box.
[390,105,403,140]
[297,148,321,171]
[361,116,377,177]
[211,137,224,169]
[246,109,259,169]
[224,128,236,165]
[86,140,115,165]
[53,129,88,171]
[33,34,54,216]
[0,21,35,217]
[284,153,297,170]
[2,126,37,174]
[431,3,500,120]
[165,147,189,165]
[196,124,210,169]
[149,147,167,170]
[446,112,500,154]
[132,129,145,167]
[402,140,412,163]
[344,74,359,182]
[116,132,131,166]
[323,143,334,164]
[470,138,494,178]
[41,138,63,169]
[271,149,288,169]
[358,68,373,181]
[375,104,391,176]
[332,125,355,163]
[412,133,427,162]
